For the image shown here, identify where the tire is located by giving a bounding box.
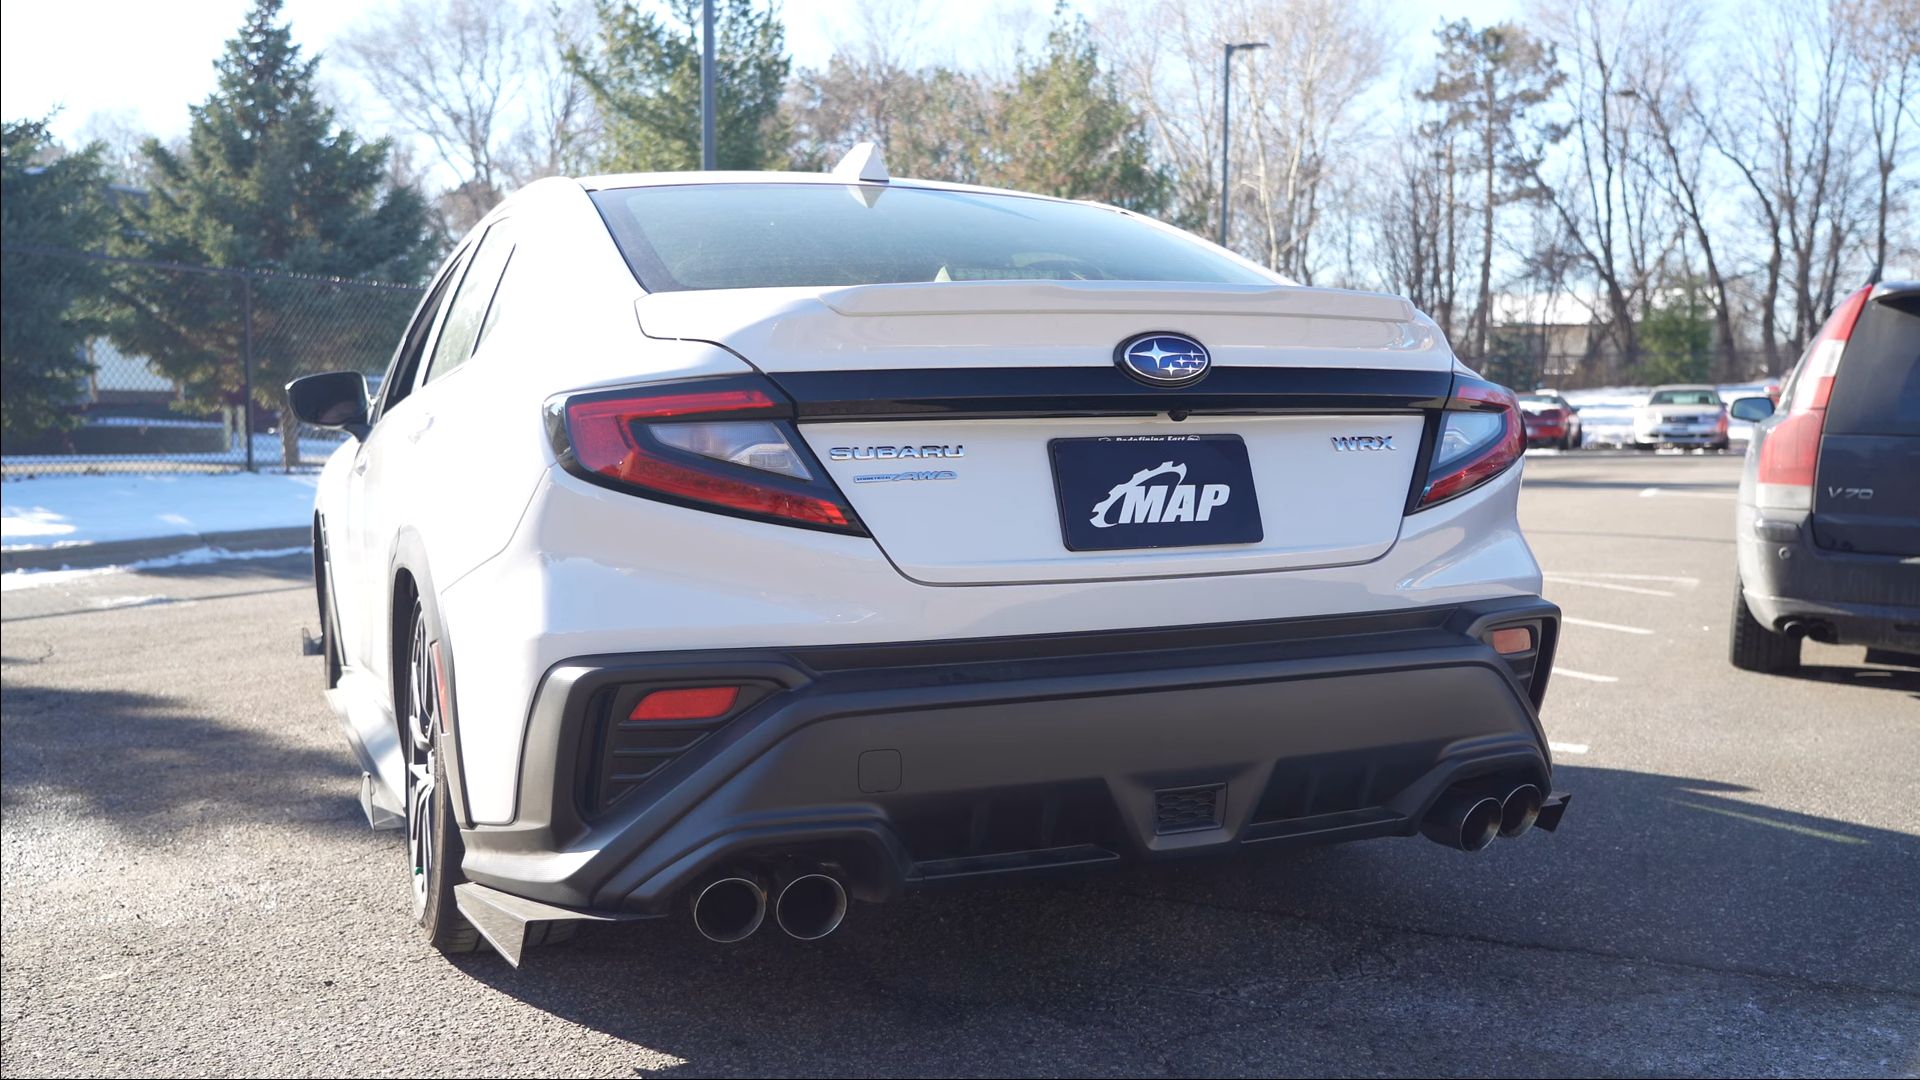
[1729,580,1801,674]
[403,598,480,953]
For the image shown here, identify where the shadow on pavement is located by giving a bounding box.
[1784,664,1920,693]
[0,681,364,836]
[450,764,1919,1074]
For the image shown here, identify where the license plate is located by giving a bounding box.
[1049,434,1263,551]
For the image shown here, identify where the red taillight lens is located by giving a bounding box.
[629,686,740,721]
[552,377,865,534]
[1490,626,1533,655]
[1416,378,1526,509]
[1756,285,1871,507]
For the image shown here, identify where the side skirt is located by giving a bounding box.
[326,666,407,831]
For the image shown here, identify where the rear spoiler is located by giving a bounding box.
[814,279,1415,322]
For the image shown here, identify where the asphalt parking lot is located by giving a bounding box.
[3,453,1915,1078]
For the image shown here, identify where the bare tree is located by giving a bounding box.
[1098,0,1384,279]
[1526,0,1689,381]
[501,1,603,185]
[340,0,524,231]
[1835,0,1919,280]
[1710,0,1873,369]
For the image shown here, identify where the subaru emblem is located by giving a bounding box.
[1116,333,1211,386]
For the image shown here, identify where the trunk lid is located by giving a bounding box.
[637,280,1455,585]
[1812,289,1920,557]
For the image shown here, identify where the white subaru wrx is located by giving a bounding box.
[289,149,1568,963]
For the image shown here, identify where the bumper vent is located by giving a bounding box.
[584,681,773,816]
[1154,784,1225,834]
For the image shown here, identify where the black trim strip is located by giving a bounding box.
[768,366,1455,421]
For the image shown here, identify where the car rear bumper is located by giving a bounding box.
[457,596,1565,916]
[1737,509,1920,650]
[1634,430,1725,445]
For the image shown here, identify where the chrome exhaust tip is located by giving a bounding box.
[1499,784,1543,838]
[691,875,767,943]
[774,873,848,941]
[1418,789,1503,852]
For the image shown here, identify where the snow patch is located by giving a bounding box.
[1,545,312,591]
[1,473,319,550]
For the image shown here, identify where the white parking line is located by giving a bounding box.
[1563,616,1654,635]
[1548,741,1590,755]
[1555,668,1619,683]
[1543,576,1674,597]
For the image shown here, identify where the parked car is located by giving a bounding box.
[1518,391,1582,450]
[286,148,1569,963]
[1728,281,1920,673]
[1633,384,1730,450]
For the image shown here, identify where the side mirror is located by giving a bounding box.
[286,371,371,440]
[1729,396,1775,423]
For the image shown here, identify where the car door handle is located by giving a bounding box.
[406,413,434,443]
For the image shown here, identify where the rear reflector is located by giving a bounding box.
[1490,627,1533,655]
[629,686,740,722]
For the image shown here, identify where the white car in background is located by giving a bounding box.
[1633,384,1731,450]
[285,147,1569,963]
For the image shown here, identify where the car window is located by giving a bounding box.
[1824,292,1920,436]
[591,183,1275,292]
[423,220,516,385]
[376,247,468,418]
[1647,390,1721,406]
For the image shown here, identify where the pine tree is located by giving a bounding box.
[111,0,433,467]
[568,0,790,172]
[1419,21,1564,360]
[1,120,113,446]
[986,12,1169,214]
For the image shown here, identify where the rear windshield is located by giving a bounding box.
[591,183,1275,292]
[1825,292,1920,436]
[1647,389,1721,406]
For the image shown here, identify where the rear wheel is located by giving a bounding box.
[403,599,479,953]
[1730,579,1801,674]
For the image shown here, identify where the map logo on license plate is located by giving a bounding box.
[1050,434,1262,551]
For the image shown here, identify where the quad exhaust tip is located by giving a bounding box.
[1419,789,1503,852]
[775,873,849,941]
[1499,783,1543,838]
[691,875,767,943]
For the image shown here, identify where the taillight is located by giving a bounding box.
[1756,285,1871,509]
[549,376,865,534]
[1415,377,1526,510]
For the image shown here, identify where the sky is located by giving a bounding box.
[0,0,1521,153]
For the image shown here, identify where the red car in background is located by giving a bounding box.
[1518,391,1583,450]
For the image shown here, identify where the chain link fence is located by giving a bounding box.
[1,246,424,475]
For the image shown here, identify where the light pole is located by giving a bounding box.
[1218,41,1269,248]
[700,0,716,170]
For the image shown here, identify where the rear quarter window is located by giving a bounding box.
[1826,293,1920,436]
